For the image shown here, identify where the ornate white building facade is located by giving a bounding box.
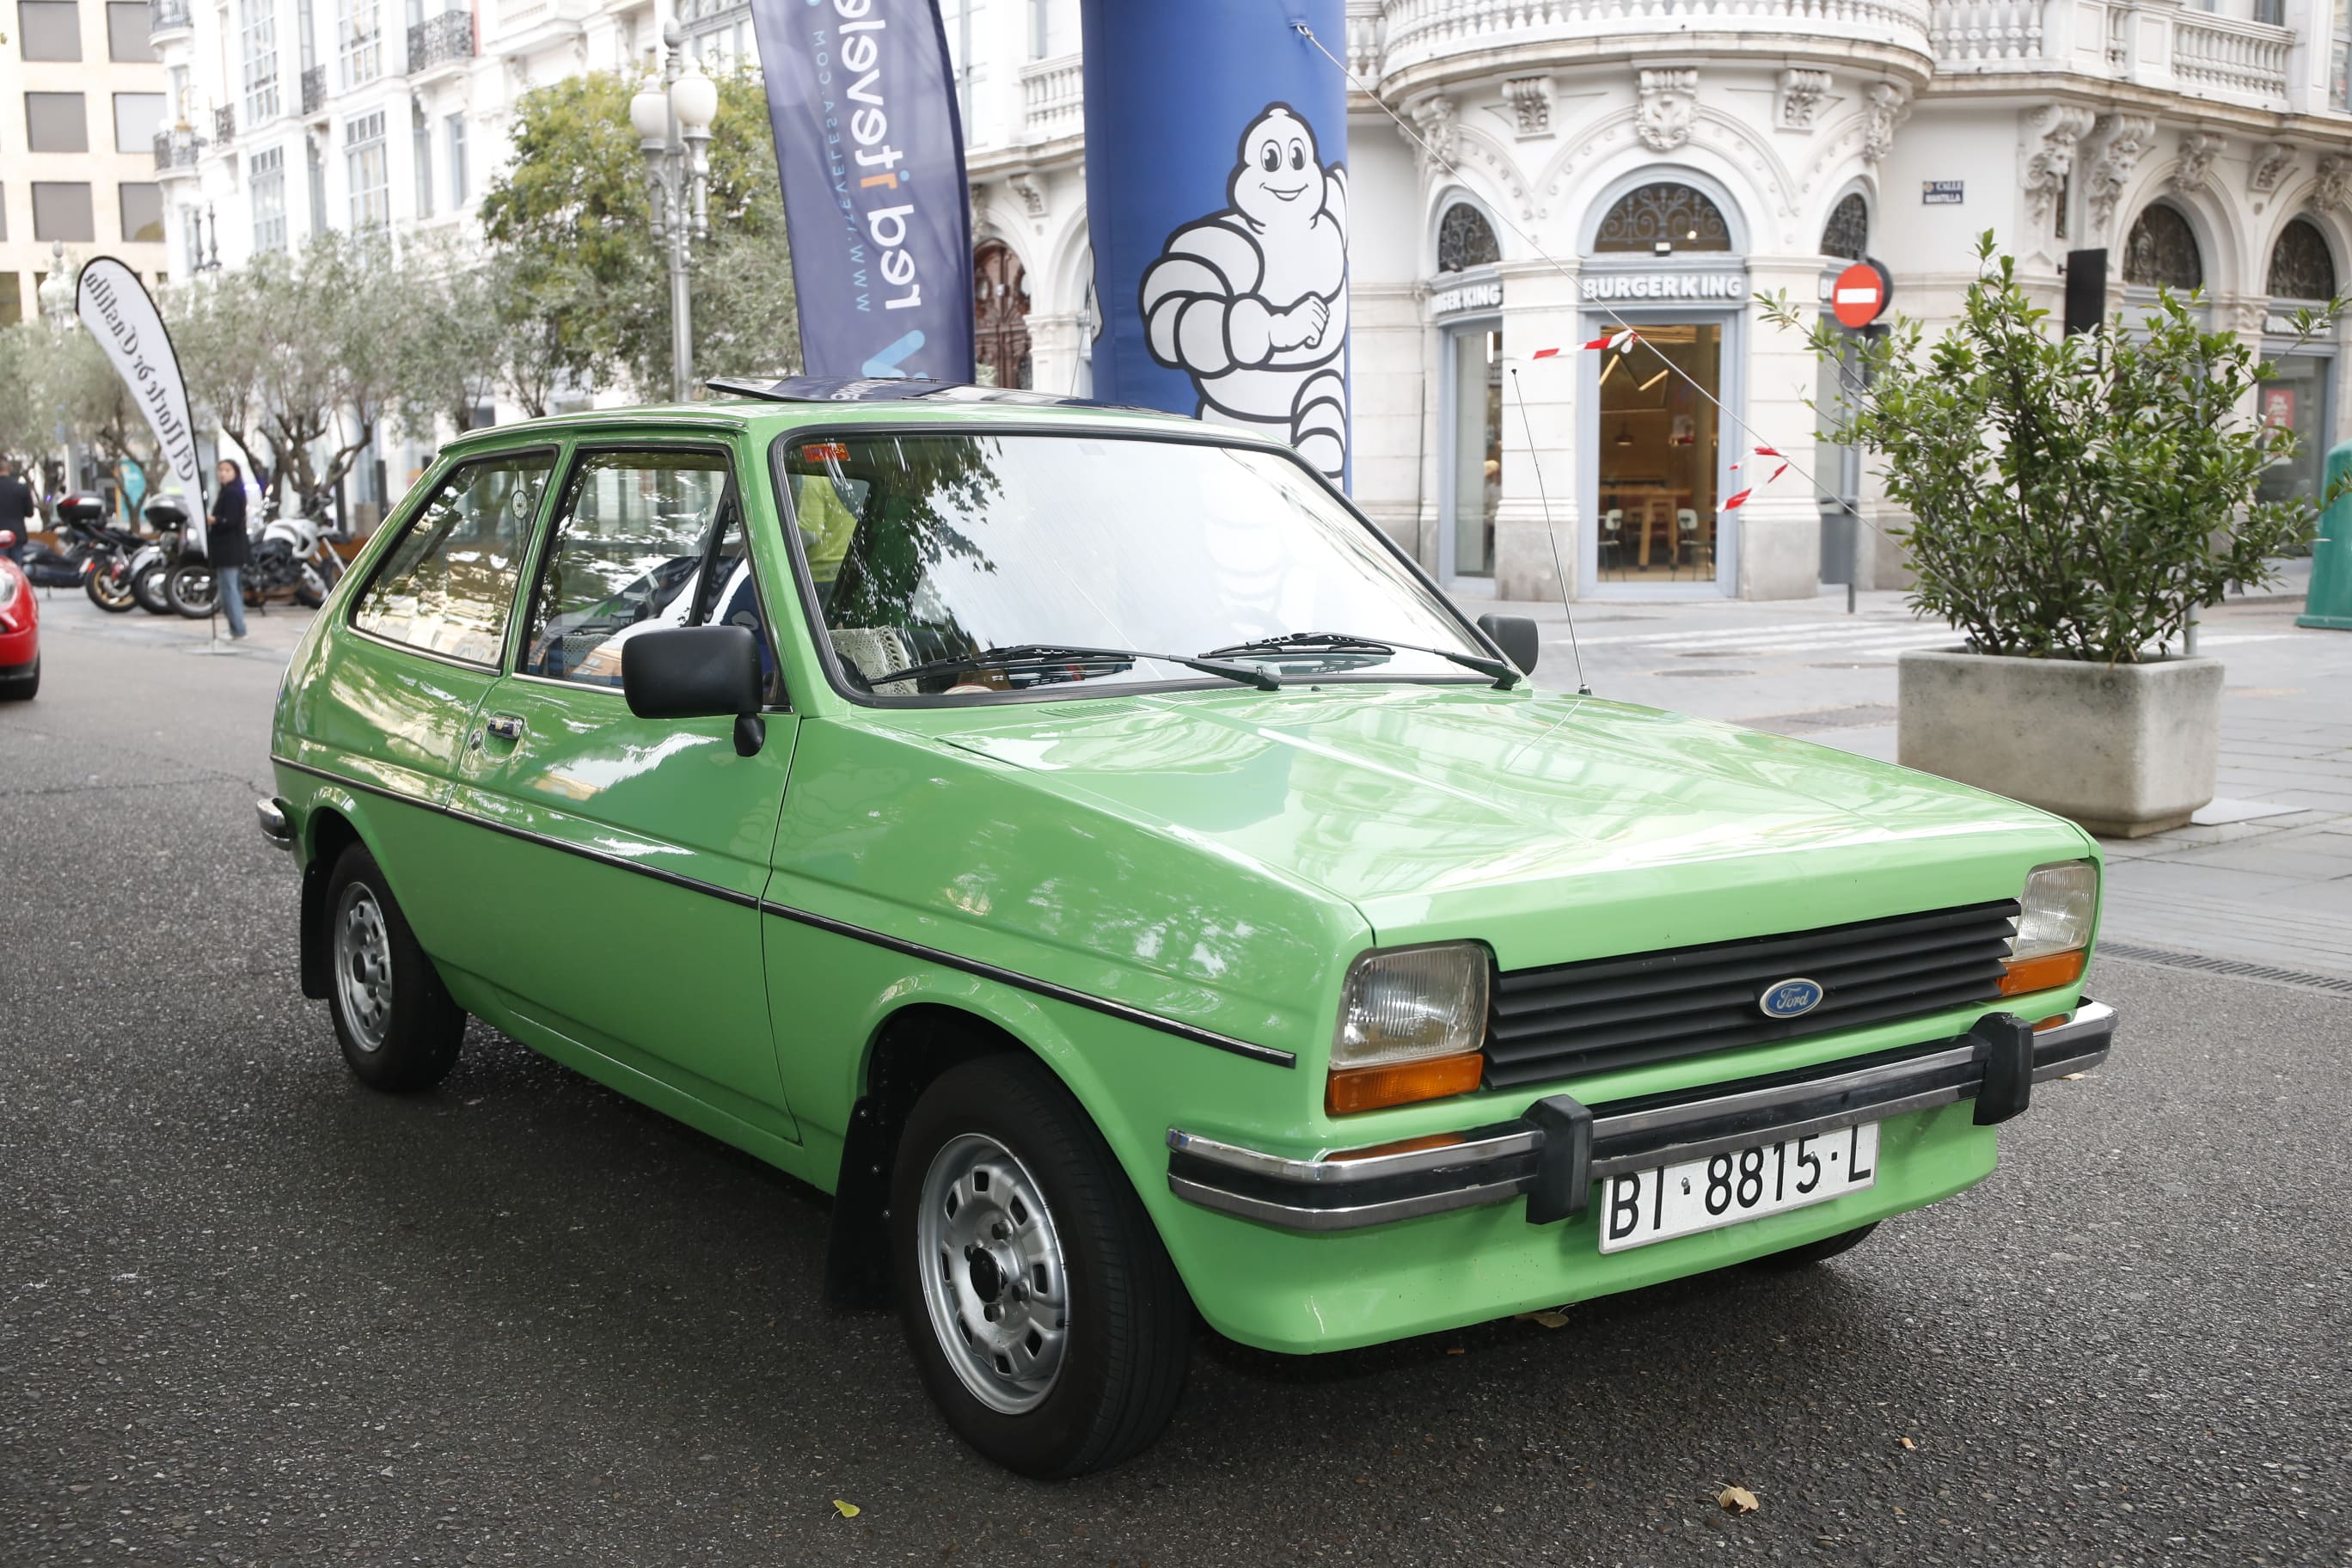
[143,0,2352,596]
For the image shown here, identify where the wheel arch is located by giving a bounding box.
[824,1000,1032,1309]
[297,804,364,1000]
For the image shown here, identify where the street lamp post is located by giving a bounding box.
[631,25,717,404]
[39,240,76,326]
[39,242,78,511]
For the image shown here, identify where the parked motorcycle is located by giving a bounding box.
[44,493,148,611]
[240,496,344,609]
[131,492,200,616]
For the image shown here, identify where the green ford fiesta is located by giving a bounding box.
[263,382,2113,1477]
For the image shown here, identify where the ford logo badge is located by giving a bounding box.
[1759,978,1824,1019]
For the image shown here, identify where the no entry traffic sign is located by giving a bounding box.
[1832,260,1893,328]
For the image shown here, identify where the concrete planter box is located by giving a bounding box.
[1896,648,2223,838]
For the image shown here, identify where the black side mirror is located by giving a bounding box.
[622,624,767,756]
[1477,613,1540,677]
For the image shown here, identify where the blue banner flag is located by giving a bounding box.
[1079,0,1351,487]
[747,0,973,383]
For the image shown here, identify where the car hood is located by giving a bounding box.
[923,684,2091,968]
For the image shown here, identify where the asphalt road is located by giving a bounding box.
[3,607,2348,1566]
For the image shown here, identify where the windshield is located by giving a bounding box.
[777,431,1487,699]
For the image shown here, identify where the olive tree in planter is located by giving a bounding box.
[1766,235,2337,836]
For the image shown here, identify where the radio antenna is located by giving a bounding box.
[1509,366,1590,696]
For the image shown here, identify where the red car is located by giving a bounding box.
[0,553,40,700]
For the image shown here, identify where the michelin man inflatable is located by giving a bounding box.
[1138,104,1349,482]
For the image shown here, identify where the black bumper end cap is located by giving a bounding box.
[1523,1093,1595,1224]
[1972,1011,2035,1125]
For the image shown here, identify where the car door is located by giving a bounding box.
[296,446,557,958]
[444,439,802,1140]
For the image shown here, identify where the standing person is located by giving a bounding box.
[206,458,252,640]
[0,458,34,567]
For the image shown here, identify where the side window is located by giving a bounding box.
[522,450,778,695]
[352,451,550,665]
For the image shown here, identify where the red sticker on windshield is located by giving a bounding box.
[802,442,850,463]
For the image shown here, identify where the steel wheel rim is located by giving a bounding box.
[333,883,395,1052]
[916,1132,1070,1415]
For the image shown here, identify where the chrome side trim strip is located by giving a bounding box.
[1167,1172,1534,1232]
[268,754,1293,1069]
[1165,1125,1535,1183]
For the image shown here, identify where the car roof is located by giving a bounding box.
[433,381,1219,462]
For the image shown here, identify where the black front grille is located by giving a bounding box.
[1484,899,2021,1089]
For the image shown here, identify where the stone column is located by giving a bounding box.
[1350,280,1428,557]
[1493,258,1582,603]
[1026,312,1085,399]
[1737,254,1829,599]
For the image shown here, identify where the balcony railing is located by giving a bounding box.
[1928,0,2289,105]
[407,9,475,75]
[1346,0,1385,81]
[153,127,205,173]
[1020,52,1082,141]
[1375,0,1936,77]
[301,64,326,114]
[147,0,191,35]
[213,104,235,145]
[2171,10,2292,99]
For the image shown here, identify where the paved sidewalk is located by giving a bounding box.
[1473,561,2352,982]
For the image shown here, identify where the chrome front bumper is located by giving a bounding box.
[256,796,295,849]
[1167,1001,2116,1233]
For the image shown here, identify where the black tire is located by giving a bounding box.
[131,559,173,615]
[84,560,137,612]
[1750,1221,1879,1271]
[0,657,36,701]
[891,1054,1191,1479]
[166,563,217,618]
[322,843,465,1091]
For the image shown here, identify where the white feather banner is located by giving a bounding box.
[75,257,207,555]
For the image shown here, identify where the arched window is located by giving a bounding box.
[1820,193,1868,261]
[2267,217,2337,301]
[2122,205,2203,290]
[972,241,1032,389]
[1594,182,1732,254]
[1436,201,1501,273]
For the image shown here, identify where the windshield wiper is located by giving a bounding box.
[866,642,1282,692]
[1200,631,1519,689]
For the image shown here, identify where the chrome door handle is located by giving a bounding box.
[485,714,526,741]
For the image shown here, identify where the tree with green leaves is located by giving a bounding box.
[389,232,504,439]
[479,67,799,400]
[1764,233,2343,662]
[171,231,407,513]
[0,322,52,480]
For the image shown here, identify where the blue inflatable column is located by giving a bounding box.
[1079,0,1351,487]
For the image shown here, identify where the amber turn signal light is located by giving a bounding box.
[1326,1052,1485,1115]
[1999,949,2086,996]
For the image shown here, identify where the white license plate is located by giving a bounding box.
[1596,1122,1880,1253]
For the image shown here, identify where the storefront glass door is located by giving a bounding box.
[2257,352,2333,506]
[1592,322,1722,588]
[1442,324,1503,580]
